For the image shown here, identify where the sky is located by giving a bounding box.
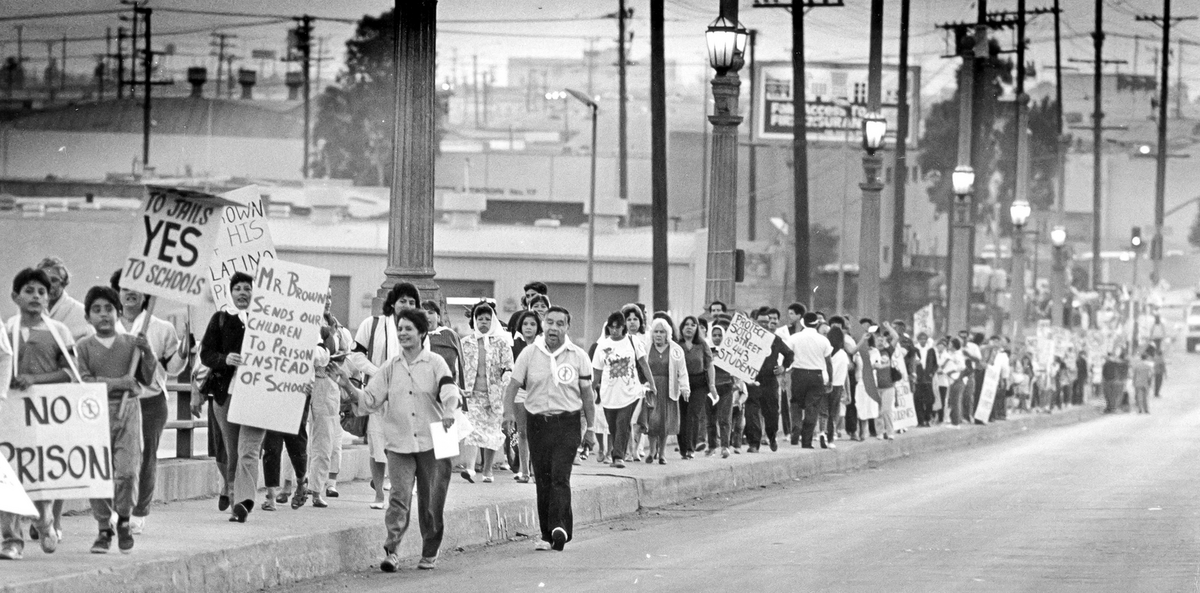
[0,0,1197,103]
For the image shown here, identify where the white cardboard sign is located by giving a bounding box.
[0,384,114,501]
[228,259,330,434]
[713,313,774,383]
[121,186,230,305]
[209,188,276,312]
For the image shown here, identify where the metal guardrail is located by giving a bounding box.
[165,382,207,459]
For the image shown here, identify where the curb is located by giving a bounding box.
[6,404,1100,593]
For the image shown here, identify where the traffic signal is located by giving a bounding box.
[1130,226,1143,251]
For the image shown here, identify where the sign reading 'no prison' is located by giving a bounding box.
[0,384,113,502]
[122,186,229,306]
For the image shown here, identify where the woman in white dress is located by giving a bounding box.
[853,333,881,441]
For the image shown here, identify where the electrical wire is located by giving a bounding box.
[0,8,127,23]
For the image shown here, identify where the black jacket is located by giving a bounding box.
[200,311,245,406]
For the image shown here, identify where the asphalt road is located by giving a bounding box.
[283,355,1200,593]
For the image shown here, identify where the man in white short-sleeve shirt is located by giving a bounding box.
[785,313,833,448]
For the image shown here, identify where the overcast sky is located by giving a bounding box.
[1,0,1197,102]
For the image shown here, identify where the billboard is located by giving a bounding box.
[754,61,921,147]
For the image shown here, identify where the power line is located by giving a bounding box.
[154,7,356,25]
[0,8,126,23]
[0,18,292,45]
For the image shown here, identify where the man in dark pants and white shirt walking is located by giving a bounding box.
[741,311,793,452]
[786,313,833,448]
[503,306,596,552]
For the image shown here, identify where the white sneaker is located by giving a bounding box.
[535,540,552,551]
[129,516,145,535]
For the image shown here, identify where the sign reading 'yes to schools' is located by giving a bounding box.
[122,186,237,306]
[0,384,113,502]
[228,258,331,434]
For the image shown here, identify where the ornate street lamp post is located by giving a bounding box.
[1050,225,1067,327]
[948,165,976,331]
[1009,199,1031,338]
[702,8,747,307]
[857,112,887,320]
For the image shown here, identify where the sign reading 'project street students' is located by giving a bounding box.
[122,186,231,305]
[209,186,276,312]
[228,258,331,434]
[713,313,775,383]
[0,384,113,502]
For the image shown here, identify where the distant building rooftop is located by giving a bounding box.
[6,97,303,139]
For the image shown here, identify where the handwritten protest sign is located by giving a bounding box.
[122,186,236,305]
[713,313,774,383]
[913,303,935,338]
[0,384,113,501]
[209,186,276,311]
[891,380,918,430]
[973,364,1002,424]
[228,259,330,433]
[0,456,38,517]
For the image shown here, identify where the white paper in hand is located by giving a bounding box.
[0,456,38,517]
[430,422,460,460]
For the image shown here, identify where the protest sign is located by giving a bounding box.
[122,186,240,305]
[713,313,774,383]
[228,259,331,433]
[0,456,38,517]
[0,384,113,501]
[891,380,918,430]
[209,186,277,311]
[974,364,1003,424]
[913,303,935,338]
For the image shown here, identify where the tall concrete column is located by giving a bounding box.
[378,0,441,310]
[704,67,742,307]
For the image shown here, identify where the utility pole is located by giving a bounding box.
[650,0,669,311]
[617,0,631,203]
[298,14,313,178]
[890,0,912,310]
[585,37,599,97]
[129,4,138,98]
[472,54,479,128]
[1053,0,1065,216]
[116,27,126,99]
[752,0,844,304]
[747,29,758,241]
[1137,5,1197,284]
[210,32,234,99]
[1013,0,1030,336]
[140,6,151,167]
[1091,0,1104,290]
[60,35,66,91]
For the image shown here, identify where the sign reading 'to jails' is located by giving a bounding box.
[713,313,775,383]
[122,186,233,305]
[209,186,277,311]
[228,258,331,434]
[0,384,113,502]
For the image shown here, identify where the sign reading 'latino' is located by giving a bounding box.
[228,258,331,434]
[122,186,226,305]
[209,186,276,312]
[0,384,114,502]
[713,313,775,383]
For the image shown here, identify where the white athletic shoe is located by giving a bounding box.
[129,516,145,535]
[535,540,552,551]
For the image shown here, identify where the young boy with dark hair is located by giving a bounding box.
[2,268,80,560]
[74,286,158,554]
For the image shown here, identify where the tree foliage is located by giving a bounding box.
[916,38,1014,222]
[1187,206,1200,250]
[311,11,396,185]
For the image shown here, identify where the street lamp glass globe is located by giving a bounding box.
[1009,199,1031,228]
[861,112,887,154]
[705,15,746,72]
[951,166,975,195]
[1050,225,1067,247]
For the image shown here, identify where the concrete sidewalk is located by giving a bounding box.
[1,404,1101,593]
